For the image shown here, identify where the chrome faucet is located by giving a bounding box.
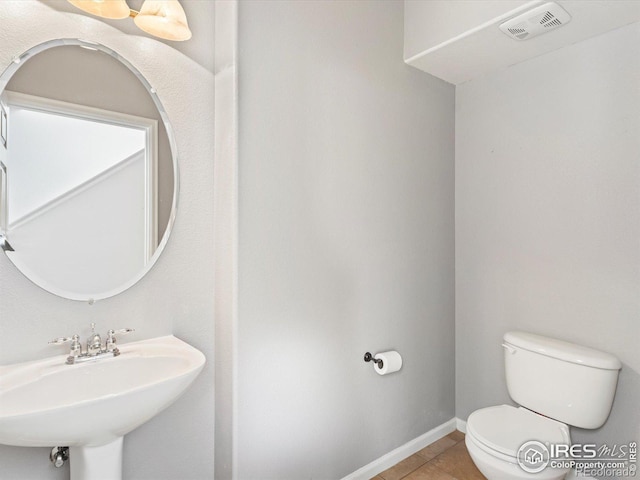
[49,324,135,365]
[86,323,102,355]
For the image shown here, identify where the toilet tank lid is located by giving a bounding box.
[504,332,622,370]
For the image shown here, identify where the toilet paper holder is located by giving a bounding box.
[363,352,384,369]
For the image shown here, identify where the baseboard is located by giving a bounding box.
[456,417,467,433]
[341,416,592,480]
[342,417,464,480]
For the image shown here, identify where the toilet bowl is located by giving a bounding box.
[465,405,570,480]
[465,332,621,480]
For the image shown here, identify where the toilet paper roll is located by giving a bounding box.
[374,351,402,375]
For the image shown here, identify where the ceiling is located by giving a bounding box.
[405,0,640,85]
[38,0,215,72]
[39,1,640,83]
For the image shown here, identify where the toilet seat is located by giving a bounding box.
[467,405,570,459]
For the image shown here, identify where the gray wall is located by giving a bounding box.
[0,2,215,479]
[236,1,455,478]
[455,19,640,470]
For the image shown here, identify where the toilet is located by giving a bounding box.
[465,331,622,480]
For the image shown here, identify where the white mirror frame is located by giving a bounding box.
[0,39,179,302]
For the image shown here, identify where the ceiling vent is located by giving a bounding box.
[499,2,572,41]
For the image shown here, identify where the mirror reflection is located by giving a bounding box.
[0,41,177,301]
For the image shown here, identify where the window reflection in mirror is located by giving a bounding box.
[0,41,177,301]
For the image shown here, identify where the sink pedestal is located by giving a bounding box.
[70,437,123,480]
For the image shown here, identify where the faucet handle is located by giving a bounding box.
[49,334,82,357]
[111,328,135,335]
[105,328,135,353]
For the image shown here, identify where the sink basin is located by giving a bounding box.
[0,335,204,447]
[0,335,205,479]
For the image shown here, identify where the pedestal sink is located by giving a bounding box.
[0,335,205,480]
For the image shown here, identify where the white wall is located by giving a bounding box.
[0,2,215,479]
[456,20,640,474]
[213,1,238,479]
[236,1,455,478]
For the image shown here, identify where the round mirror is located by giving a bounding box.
[0,39,178,302]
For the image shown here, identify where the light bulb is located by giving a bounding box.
[67,0,131,20]
[133,0,192,42]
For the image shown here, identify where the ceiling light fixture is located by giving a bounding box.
[67,0,192,41]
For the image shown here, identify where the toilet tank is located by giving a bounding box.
[503,331,622,429]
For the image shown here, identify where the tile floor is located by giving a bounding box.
[371,431,487,480]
